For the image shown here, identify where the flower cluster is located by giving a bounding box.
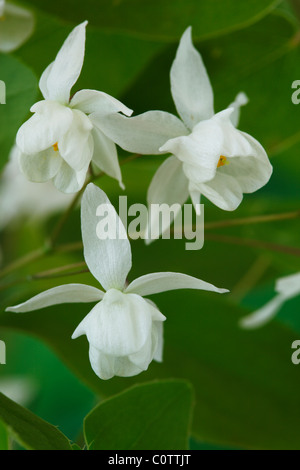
[6,20,275,379]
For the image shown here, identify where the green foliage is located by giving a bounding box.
[0,0,299,451]
[0,420,9,450]
[84,380,193,450]
[24,0,282,41]
[0,391,72,450]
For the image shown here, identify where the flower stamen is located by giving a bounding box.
[217,155,228,168]
[52,142,59,152]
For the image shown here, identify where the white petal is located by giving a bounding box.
[227,132,272,192]
[72,290,158,356]
[146,156,189,241]
[228,92,248,128]
[6,284,104,313]
[16,101,73,155]
[59,109,93,171]
[92,111,188,155]
[128,331,155,370]
[215,131,272,194]
[188,183,202,215]
[153,321,164,363]
[275,272,300,299]
[39,21,87,103]
[53,159,89,193]
[81,183,132,290]
[160,119,224,184]
[239,295,285,329]
[0,2,34,53]
[197,171,244,211]
[71,89,132,116]
[89,119,123,188]
[88,346,143,380]
[125,272,228,296]
[213,109,256,157]
[170,26,214,130]
[19,147,62,183]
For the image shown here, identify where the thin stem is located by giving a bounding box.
[205,233,300,257]
[54,241,83,253]
[0,247,47,281]
[171,209,300,234]
[29,261,88,280]
[0,261,89,291]
[204,209,300,230]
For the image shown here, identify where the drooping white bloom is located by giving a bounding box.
[6,183,229,380]
[0,145,72,230]
[94,27,272,237]
[0,0,34,53]
[240,272,300,329]
[16,22,132,194]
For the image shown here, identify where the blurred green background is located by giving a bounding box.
[1,0,300,450]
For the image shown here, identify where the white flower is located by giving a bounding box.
[16,21,132,194]
[240,272,300,329]
[94,27,272,237]
[0,0,34,53]
[0,145,72,230]
[6,183,229,380]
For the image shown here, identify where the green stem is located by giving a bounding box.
[29,261,88,280]
[205,233,300,257]
[0,247,48,281]
[204,209,300,230]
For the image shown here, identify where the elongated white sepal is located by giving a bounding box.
[6,284,104,313]
[240,272,300,329]
[39,21,88,103]
[71,89,132,117]
[239,295,285,329]
[170,26,214,130]
[92,111,188,155]
[145,156,189,242]
[81,183,132,291]
[125,272,229,297]
[228,92,248,128]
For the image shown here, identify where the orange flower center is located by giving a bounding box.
[53,142,59,152]
[217,155,228,168]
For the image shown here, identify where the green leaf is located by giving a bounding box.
[24,0,282,41]
[2,255,300,449]
[0,54,38,172]
[0,420,9,450]
[0,391,72,450]
[1,3,300,452]
[84,380,194,450]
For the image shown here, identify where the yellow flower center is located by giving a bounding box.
[217,155,228,168]
[52,142,59,152]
